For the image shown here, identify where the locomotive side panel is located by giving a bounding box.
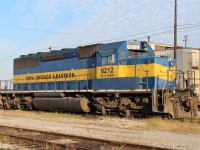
[13,48,97,91]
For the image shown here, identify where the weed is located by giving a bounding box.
[143,117,200,135]
[0,135,9,144]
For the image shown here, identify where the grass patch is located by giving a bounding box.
[144,117,200,134]
[0,135,9,144]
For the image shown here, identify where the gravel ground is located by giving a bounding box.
[0,110,199,150]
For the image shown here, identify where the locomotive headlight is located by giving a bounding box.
[169,61,173,66]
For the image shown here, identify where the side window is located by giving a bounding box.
[138,52,143,58]
[111,54,115,63]
[102,57,108,65]
[102,54,115,65]
[108,55,112,64]
[128,51,136,58]
[120,50,125,60]
[128,51,143,58]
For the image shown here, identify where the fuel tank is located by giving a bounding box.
[32,97,90,113]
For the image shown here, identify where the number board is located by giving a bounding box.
[97,66,117,78]
[127,44,140,50]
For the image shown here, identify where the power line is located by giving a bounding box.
[0,23,200,61]
[75,24,200,48]
[54,23,200,49]
[22,24,200,52]
[0,22,200,40]
[6,24,200,58]
[0,24,106,38]
[134,24,200,40]
[117,23,200,41]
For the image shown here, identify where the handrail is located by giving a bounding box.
[74,74,91,92]
[134,58,149,90]
[0,74,91,93]
[167,70,186,89]
[162,80,166,104]
[0,80,14,92]
[187,70,196,89]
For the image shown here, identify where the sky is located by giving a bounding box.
[0,0,199,79]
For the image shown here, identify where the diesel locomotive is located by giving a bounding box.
[0,40,198,118]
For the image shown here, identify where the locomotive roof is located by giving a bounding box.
[16,48,77,59]
[16,40,148,60]
[97,41,124,52]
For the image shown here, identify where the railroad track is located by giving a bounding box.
[0,125,170,150]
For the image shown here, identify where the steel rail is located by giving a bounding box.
[0,125,171,150]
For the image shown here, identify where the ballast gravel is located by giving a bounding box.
[0,110,199,150]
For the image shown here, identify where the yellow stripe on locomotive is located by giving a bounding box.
[14,63,176,84]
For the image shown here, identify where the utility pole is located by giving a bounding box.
[174,0,177,60]
[49,46,51,52]
[183,35,188,47]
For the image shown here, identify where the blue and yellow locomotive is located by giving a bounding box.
[2,40,196,118]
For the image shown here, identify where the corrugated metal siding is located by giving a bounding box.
[41,53,62,61]
[78,44,99,58]
[14,58,39,69]
[176,49,188,71]
[40,48,78,61]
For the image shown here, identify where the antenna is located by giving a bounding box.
[183,35,188,47]
[49,46,51,52]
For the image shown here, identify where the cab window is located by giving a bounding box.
[128,51,143,58]
[102,54,115,65]
[120,50,125,60]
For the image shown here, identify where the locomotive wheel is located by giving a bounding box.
[102,106,106,116]
[3,101,10,109]
[15,101,20,110]
[125,110,131,117]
